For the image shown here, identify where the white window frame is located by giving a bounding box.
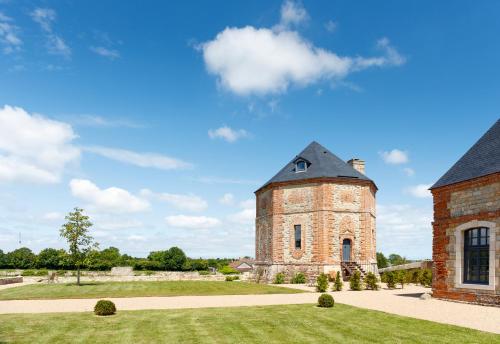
[454,220,496,290]
[295,160,307,173]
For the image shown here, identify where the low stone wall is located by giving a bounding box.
[0,276,23,285]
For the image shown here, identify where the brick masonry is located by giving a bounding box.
[255,177,377,282]
[431,172,500,306]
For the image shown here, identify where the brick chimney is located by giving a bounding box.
[347,158,365,175]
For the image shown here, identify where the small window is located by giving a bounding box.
[464,227,489,284]
[296,160,307,172]
[294,225,302,249]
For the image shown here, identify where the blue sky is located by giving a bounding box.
[0,0,498,259]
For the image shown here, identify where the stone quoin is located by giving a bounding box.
[254,142,377,282]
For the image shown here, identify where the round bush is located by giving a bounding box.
[317,293,334,308]
[94,300,116,316]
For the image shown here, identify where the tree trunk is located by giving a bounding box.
[77,266,81,286]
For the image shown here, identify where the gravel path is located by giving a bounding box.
[0,284,498,334]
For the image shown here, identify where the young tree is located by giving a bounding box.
[333,271,343,291]
[60,208,97,285]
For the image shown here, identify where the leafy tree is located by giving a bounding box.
[395,270,410,289]
[333,271,343,291]
[419,269,432,287]
[6,247,36,269]
[147,247,187,271]
[0,249,5,268]
[376,252,388,269]
[385,271,396,289]
[60,207,98,285]
[37,248,65,269]
[365,272,380,290]
[388,254,407,266]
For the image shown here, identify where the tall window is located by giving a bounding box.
[294,225,302,249]
[464,227,489,284]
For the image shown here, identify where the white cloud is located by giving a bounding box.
[128,234,146,242]
[30,8,71,58]
[95,219,143,230]
[276,0,309,30]
[70,179,150,213]
[0,12,22,54]
[379,149,409,164]
[0,105,80,184]
[90,46,120,60]
[228,198,255,225]
[84,146,192,170]
[405,184,432,198]
[219,193,235,206]
[403,167,415,177]
[70,114,143,128]
[193,176,261,185]
[140,189,208,212]
[43,212,63,221]
[200,4,404,96]
[208,126,249,143]
[377,204,432,258]
[324,20,337,33]
[165,215,221,229]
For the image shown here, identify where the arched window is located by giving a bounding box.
[463,227,489,284]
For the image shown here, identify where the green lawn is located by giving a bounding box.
[0,304,497,344]
[0,281,302,300]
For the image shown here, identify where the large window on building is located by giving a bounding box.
[294,225,302,249]
[463,227,489,284]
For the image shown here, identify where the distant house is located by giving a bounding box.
[430,120,499,306]
[229,259,255,272]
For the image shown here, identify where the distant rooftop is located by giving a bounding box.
[257,141,374,192]
[431,119,500,189]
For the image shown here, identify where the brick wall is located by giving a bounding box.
[431,173,500,305]
[255,177,377,281]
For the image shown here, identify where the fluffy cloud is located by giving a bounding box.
[228,199,255,225]
[70,179,150,213]
[276,0,309,30]
[165,215,221,229]
[219,193,235,206]
[200,2,404,95]
[84,146,192,170]
[140,189,208,212]
[0,105,80,184]
[90,46,120,60]
[379,149,409,164]
[0,12,22,54]
[42,212,63,221]
[403,167,415,177]
[377,204,432,258]
[208,126,249,143]
[324,20,337,33]
[405,184,432,198]
[30,8,71,58]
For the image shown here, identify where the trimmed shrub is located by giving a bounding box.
[386,271,396,289]
[419,269,432,287]
[21,269,48,277]
[333,271,343,291]
[274,272,285,284]
[316,273,328,292]
[94,300,116,316]
[349,270,362,291]
[225,275,239,282]
[365,272,379,290]
[219,266,240,275]
[291,272,306,284]
[317,293,334,308]
[395,270,410,289]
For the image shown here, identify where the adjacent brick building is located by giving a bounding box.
[430,120,499,305]
[254,142,378,282]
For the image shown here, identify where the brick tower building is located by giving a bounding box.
[254,142,377,282]
[431,120,499,305]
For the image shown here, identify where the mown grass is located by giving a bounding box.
[0,281,302,300]
[0,304,497,344]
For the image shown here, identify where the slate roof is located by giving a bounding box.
[257,141,374,191]
[431,119,500,189]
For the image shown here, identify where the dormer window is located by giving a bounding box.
[296,160,307,172]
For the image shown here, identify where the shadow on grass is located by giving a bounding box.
[63,282,102,287]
